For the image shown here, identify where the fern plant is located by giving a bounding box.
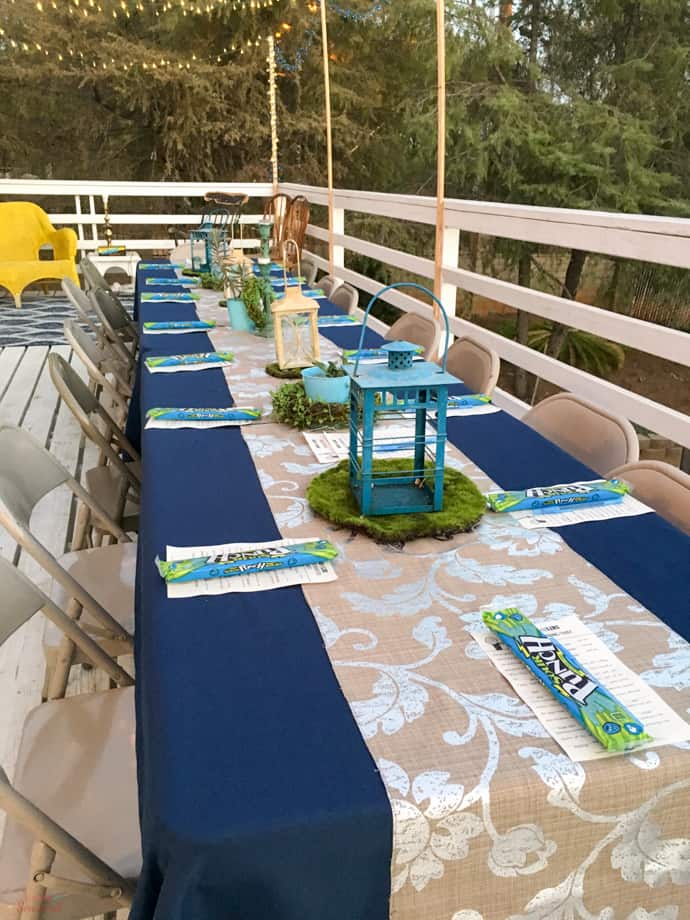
[528,322,625,377]
[241,275,274,331]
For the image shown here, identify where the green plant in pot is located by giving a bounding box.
[271,381,350,429]
[301,361,350,404]
[242,275,275,335]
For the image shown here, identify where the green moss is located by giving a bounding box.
[265,362,307,380]
[307,459,485,543]
[271,381,350,429]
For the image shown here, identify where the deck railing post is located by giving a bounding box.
[439,224,459,353]
[333,206,345,273]
[74,195,85,258]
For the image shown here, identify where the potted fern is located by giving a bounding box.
[301,361,350,404]
[242,275,275,336]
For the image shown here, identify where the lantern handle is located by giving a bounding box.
[281,238,302,294]
[351,282,451,378]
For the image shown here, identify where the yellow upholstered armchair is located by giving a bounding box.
[0,201,79,308]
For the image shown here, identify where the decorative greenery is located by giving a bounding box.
[271,381,349,429]
[199,272,224,291]
[313,360,347,378]
[242,275,274,331]
[307,460,486,544]
[265,362,306,380]
[528,322,625,377]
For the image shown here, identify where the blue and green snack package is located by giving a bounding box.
[483,608,651,752]
[156,540,338,584]
[485,479,629,514]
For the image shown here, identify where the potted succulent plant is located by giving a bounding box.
[301,360,350,404]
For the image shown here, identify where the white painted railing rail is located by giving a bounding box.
[1,178,689,448]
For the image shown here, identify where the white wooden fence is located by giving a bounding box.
[1,178,689,449]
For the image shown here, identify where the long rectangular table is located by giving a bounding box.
[130,262,690,920]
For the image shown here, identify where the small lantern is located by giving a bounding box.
[271,239,321,370]
[347,283,459,517]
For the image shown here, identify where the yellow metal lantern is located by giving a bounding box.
[271,239,321,370]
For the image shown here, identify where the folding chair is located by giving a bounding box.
[444,336,500,395]
[523,393,639,476]
[80,255,112,294]
[385,311,441,360]
[61,278,102,341]
[63,320,132,424]
[0,426,135,699]
[48,354,140,542]
[0,565,137,917]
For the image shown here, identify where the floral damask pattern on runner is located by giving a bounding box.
[199,294,690,920]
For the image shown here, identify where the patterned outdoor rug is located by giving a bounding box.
[0,290,134,347]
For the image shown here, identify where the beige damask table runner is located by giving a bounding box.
[200,293,690,920]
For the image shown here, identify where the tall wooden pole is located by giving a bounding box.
[432,0,446,317]
[320,0,335,274]
[267,35,279,195]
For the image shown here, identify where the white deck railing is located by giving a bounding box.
[1,178,689,449]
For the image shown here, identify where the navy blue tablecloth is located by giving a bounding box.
[131,264,690,919]
[131,269,392,920]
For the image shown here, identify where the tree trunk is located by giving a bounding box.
[546,248,588,358]
[499,2,513,24]
[461,232,480,317]
[604,258,621,310]
[515,251,531,401]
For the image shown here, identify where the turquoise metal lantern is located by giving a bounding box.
[346,283,460,517]
[190,207,230,274]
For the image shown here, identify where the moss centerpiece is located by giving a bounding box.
[271,381,350,429]
[307,459,485,543]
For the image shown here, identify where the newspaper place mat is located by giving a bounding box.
[474,615,690,762]
[303,430,350,464]
[146,407,263,430]
[303,423,438,465]
[164,537,337,597]
[511,494,653,530]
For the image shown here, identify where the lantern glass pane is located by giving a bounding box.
[280,312,315,368]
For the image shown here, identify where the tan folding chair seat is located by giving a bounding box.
[64,318,133,408]
[80,255,112,294]
[48,353,140,541]
[61,278,103,342]
[319,274,343,298]
[523,393,639,476]
[44,541,136,667]
[0,426,135,699]
[444,336,500,395]
[301,257,318,287]
[84,465,139,534]
[609,460,690,536]
[0,689,139,919]
[89,289,138,373]
[329,282,358,314]
[0,557,135,916]
[385,311,441,360]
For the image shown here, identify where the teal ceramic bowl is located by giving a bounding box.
[301,366,351,404]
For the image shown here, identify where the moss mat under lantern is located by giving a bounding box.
[307,459,486,544]
[265,362,307,380]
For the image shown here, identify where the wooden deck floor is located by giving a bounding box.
[0,344,129,917]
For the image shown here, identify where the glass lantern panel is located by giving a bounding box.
[280,312,316,368]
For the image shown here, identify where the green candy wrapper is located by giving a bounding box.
[483,608,652,752]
